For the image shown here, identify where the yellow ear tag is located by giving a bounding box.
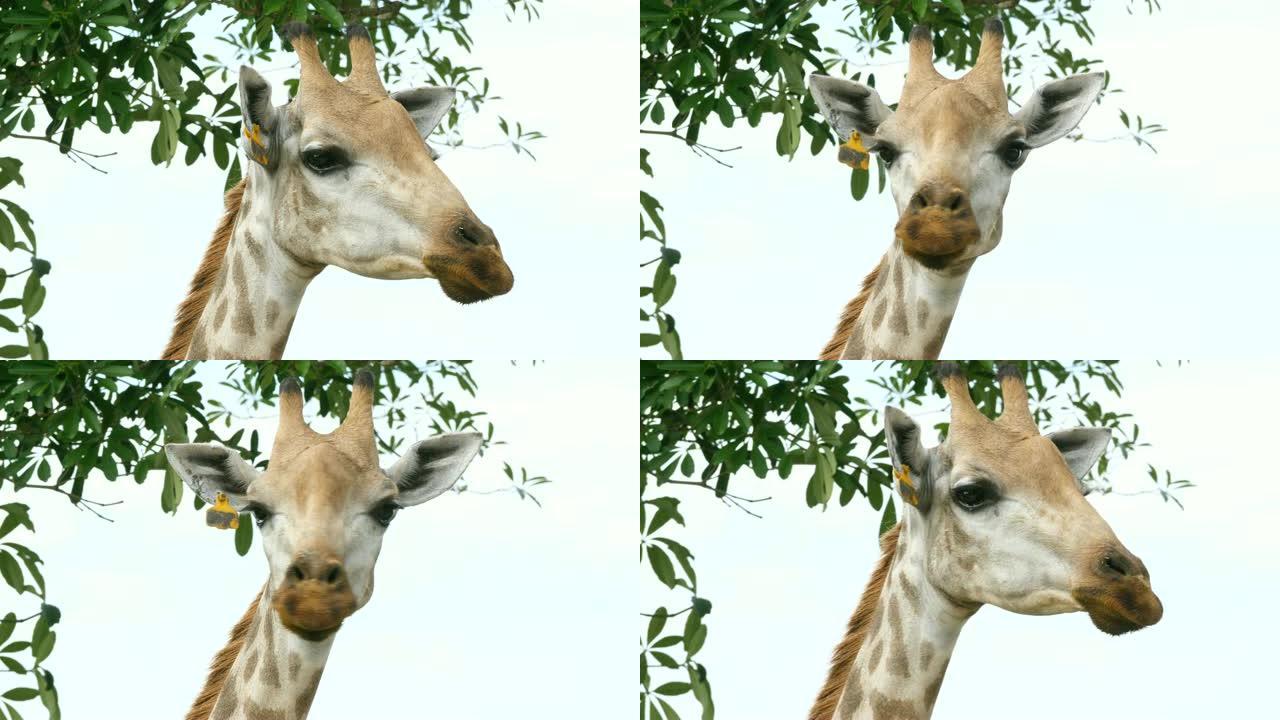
[206,492,239,530]
[893,464,919,507]
[838,131,870,170]
[243,123,269,167]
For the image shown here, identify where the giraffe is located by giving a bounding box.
[809,363,1163,720]
[810,20,1105,359]
[165,370,482,719]
[162,23,514,360]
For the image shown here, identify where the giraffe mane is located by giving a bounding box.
[808,523,901,720]
[162,178,247,360]
[185,586,262,720]
[819,254,887,360]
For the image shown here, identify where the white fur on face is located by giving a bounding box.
[248,458,395,613]
[284,138,469,280]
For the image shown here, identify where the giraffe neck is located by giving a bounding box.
[207,584,333,720]
[186,171,321,359]
[832,518,976,720]
[841,245,973,359]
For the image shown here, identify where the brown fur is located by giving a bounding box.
[186,587,263,720]
[163,179,246,360]
[819,254,887,360]
[808,524,901,720]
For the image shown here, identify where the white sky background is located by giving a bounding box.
[3,0,634,359]
[642,361,1278,718]
[641,0,1280,359]
[4,361,635,718]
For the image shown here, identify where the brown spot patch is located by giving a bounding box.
[245,699,288,720]
[296,670,323,718]
[871,691,919,720]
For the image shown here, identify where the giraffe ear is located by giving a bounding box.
[164,443,259,510]
[392,86,456,142]
[809,74,894,140]
[1013,73,1105,148]
[1045,427,1111,492]
[238,66,281,170]
[884,407,932,513]
[387,432,482,506]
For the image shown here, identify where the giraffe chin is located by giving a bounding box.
[272,584,357,643]
[895,213,981,271]
[1073,584,1164,636]
[427,255,515,304]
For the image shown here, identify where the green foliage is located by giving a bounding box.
[639,360,1190,718]
[0,0,542,357]
[0,360,547,719]
[640,0,1165,357]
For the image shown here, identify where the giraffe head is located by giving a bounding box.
[238,23,514,303]
[883,364,1162,635]
[166,370,481,641]
[810,20,1104,271]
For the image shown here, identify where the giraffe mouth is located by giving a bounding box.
[895,210,981,269]
[272,582,357,642]
[428,252,515,304]
[1073,582,1164,636]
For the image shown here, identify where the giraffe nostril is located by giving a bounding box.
[288,564,305,582]
[325,565,342,585]
[1102,553,1131,578]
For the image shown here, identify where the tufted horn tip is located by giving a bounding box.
[278,22,314,43]
[982,16,1004,38]
[353,368,375,389]
[345,22,371,41]
[995,362,1024,381]
[280,376,302,395]
[910,24,932,43]
[933,362,966,381]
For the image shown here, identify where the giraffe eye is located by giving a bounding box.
[952,481,997,511]
[873,143,900,168]
[301,146,349,175]
[245,503,274,528]
[370,501,400,528]
[999,142,1028,169]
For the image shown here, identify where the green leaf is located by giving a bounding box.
[0,614,15,646]
[311,0,345,28]
[646,545,676,588]
[653,682,690,696]
[850,166,869,201]
[0,552,23,593]
[234,513,253,556]
[879,497,897,536]
[2,687,37,701]
[647,607,667,643]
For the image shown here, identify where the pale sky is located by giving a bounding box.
[4,0,633,359]
[642,361,1277,718]
[641,0,1280,359]
[6,361,634,718]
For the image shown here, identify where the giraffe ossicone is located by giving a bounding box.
[810,363,1162,720]
[811,19,1106,359]
[165,22,514,360]
[166,369,482,719]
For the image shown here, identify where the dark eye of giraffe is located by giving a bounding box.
[244,503,274,528]
[951,481,998,511]
[370,501,400,528]
[999,141,1029,169]
[873,143,900,168]
[301,146,349,175]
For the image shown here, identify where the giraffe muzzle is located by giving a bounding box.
[1072,547,1163,635]
[272,555,358,641]
[895,182,981,269]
